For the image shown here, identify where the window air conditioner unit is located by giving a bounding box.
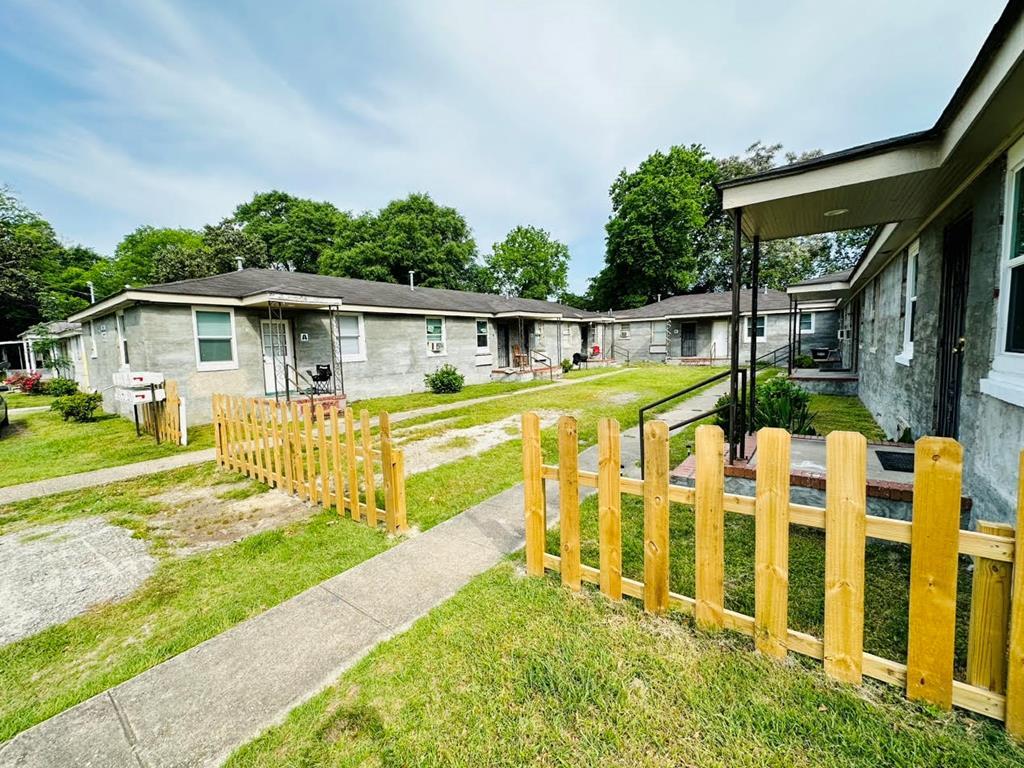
[429,341,445,353]
[837,329,851,341]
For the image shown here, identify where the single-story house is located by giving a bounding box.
[0,322,87,383]
[67,269,611,425]
[718,0,1024,524]
[607,289,838,365]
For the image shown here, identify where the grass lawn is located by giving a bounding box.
[0,463,394,740]
[349,378,551,416]
[810,394,887,442]
[0,410,215,487]
[0,365,719,739]
[226,564,1023,767]
[2,392,56,409]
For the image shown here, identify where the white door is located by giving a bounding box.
[260,319,292,394]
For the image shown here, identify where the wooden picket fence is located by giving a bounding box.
[140,380,184,445]
[213,395,407,533]
[522,412,1024,738]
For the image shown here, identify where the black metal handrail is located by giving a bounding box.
[638,368,749,474]
[756,343,791,366]
[531,351,554,381]
[283,363,316,408]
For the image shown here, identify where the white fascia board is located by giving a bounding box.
[787,282,849,296]
[849,222,901,289]
[614,309,790,322]
[721,146,939,211]
[69,291,243,322]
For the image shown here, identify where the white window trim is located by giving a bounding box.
[115,310,129,369]
[89,320,98,358]
[425,316,447,356]
[981,135,1024,405]
[798,312,815,334]
[746,315,766,342]
[336,313,367,363]
[192,306,239,372]
[475,318,491,353]
[896,241,919,367]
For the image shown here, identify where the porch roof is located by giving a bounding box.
[614,289,790,321]
[719,1,1024,289]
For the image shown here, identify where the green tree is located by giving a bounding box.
[320,193,479,290]
[148,221,270,284]
[231,191,350,273]
[483,225,569,300]
[592,145,720,309]
[87,226,203,298]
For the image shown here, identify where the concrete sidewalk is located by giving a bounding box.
[0,377,727,767]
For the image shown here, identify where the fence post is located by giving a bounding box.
[643,419,669,614]
[754,427,790,658]
[967,520,1014,693]
[391,450,408,533]
[695,424,725,629]
[316,403,329,504]
[906,436,963,710]
[279,401,292,493]
[597,417,622,600]
[330,406,344,514]
[304,403,316,504]
[360,409,378,526]
[1004,450,1024,739]
[522,412,545,577]
[380,411,396,532]
[213,395,223,466]
[290,401,304,496]
[344,407,360,520]
[558,415,581,591]
[824,430,867,684]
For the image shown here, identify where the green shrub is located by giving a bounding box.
[51,392,103,422]
[43,377,79,397]
[424,364,465,394]
[793,354,816,369]
[560,358,573,374]
[754,377,816,435]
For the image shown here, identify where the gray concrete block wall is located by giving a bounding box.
[610,320,663,362]
[853,156,1024,525]
[795,310,840,355]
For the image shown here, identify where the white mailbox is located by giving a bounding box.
[113,370,165,388]
[115,387,167,404]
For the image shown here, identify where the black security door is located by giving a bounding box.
[935,215,972,438]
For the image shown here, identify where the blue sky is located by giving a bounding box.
[0,0,1007,292]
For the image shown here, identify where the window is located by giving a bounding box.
[476,319,489,351]
[896,241,919,366]
[88,321,97,358]
[336,314,366,362]
[799,312,815,333]
[192,308,237,371]
[533,324,545,350]
[981,135,1024,405]
[116,311,130,367]
[426,317,446,355]
[651,321,666,346]
[618,324,631,339]
[746,315,766,340]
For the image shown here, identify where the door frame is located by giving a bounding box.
[260,318,293,395]
[934,214,972,438]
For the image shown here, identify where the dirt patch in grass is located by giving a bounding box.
[148,483,316,555]
[604,391,640,406]
[0,517,155,647]
[397,412,560,475]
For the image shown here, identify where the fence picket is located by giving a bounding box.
[213,395,223,466]
[522,412,545,577]
[906,437,963,709]
[392,450,408,533]
[643,420,669,614]
[558,415,581,591]
[1004,450,1024,739]
[695,424,725,629]
[967,520,1014,693]
[360,410,378,525]
[279,401,292,493]
[304,404,316,504]
[597,417,622,600]
[380,411,395,531]
[330,406,343,514]
[345,407,360,520]
[316,403,329,503]
[290,402,304,496]
[754,427,791,658]
[824,431,867,684]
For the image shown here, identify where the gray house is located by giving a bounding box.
[608,289,838,365]
[67,270,608,425]
[719,0,1024,524]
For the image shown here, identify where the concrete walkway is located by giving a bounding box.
[0,377,728,768]
[7,406,49,415]
[0,369,627,507]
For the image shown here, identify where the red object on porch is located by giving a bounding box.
[592,345,600,356]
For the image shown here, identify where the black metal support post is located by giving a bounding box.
[728,208,743,463]
[749,235,760,434]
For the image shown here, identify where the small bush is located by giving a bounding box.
[43,377,78,397]
[51,392,103,422]
[424,364,465,394]
[754,376,816,435]
[561,358,573,374]
[793,354,816,369]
